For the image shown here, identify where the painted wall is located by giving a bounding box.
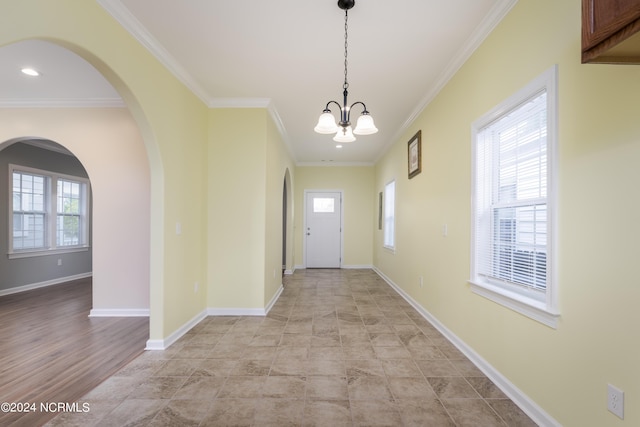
[374,0,640,425]
[0,141,92,291]
[207,108,294,310]
[294,166,374,269]
[0,109,149,312]
[264,112,295,306]
[1,0,209,340]
[207,108,268,310]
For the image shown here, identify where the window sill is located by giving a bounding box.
[383,245,396,254]
[469,279,559,329]
[8,246,90,260]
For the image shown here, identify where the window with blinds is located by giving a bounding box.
[384,180,396,249]
[470,66,558,327]
[475,91,548,292]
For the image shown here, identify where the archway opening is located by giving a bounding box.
[0,39,153,326]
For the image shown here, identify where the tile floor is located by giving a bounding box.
[46,269,537,426]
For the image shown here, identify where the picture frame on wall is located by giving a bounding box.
[408,130,422,179]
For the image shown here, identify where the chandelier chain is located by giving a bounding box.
[343,9,349,91]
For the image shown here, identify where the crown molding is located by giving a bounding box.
[374,0,519,163]
[266,102,297,163]
[23,139,74,156]
[97,0,211,105]
[0,98,125,108]
[208,98,271,108]
[208,97,298,163]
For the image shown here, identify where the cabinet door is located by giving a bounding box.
[583,0,640,49]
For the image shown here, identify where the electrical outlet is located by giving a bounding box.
[607,384,624,419]
[194,282,199,293]
[442,224,448,237]
[419,276,423,288]
[57,258,62,266]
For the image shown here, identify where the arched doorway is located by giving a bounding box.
[0,40,151,320]
[0,138,92,292]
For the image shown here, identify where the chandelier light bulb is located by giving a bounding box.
[314,111,339,134]
[333,126,356,143]
[353,112,378,135]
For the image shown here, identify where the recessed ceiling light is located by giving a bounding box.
[21,67,40,77]
[336,144,343,149]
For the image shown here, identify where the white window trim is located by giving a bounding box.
[9,164,90,259]
[469,65,559,328]
[383,179,396,252]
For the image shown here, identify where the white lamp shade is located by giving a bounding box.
[353,113,378,135]
[333,126,356,143]
[314,112,339,134]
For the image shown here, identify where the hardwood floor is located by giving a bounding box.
[0,278,149,427]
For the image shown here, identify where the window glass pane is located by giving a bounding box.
[57,179,83,246]
[12,172,47,250]
[57,215,80,246]
[13,212,46,250]
[491,204,547,290]
[384,181,395,248]
[313,198,335,213]
[474,90,548,291]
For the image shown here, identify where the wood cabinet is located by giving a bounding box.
[582,0,640,63]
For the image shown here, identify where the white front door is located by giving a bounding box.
[305,191,342,268]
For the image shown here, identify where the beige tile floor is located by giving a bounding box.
[47,269,537,426]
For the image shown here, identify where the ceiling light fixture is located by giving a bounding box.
[21,67,40,77]
[314,0,378,143]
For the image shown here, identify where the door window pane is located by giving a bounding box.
[313,198,335,213]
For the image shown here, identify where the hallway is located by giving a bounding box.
[47,269,536,426]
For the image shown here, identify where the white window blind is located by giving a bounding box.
[384,180,395,249]
[470,66,558,327]
[474,90,548,293]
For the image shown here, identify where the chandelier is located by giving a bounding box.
[314,0,378,143]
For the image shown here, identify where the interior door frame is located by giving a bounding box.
[303,189,344,269]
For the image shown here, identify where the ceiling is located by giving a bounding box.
[0,0,516,165]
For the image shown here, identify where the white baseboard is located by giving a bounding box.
[145,308,208,351]
[293,265,373,270]
[372,267,561,427]
[147,285,286,351]
[89,308,149,317]
[265,284,283,314]
[0,272,92,297]
[207,307,267,316]
[284,269,294,275]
